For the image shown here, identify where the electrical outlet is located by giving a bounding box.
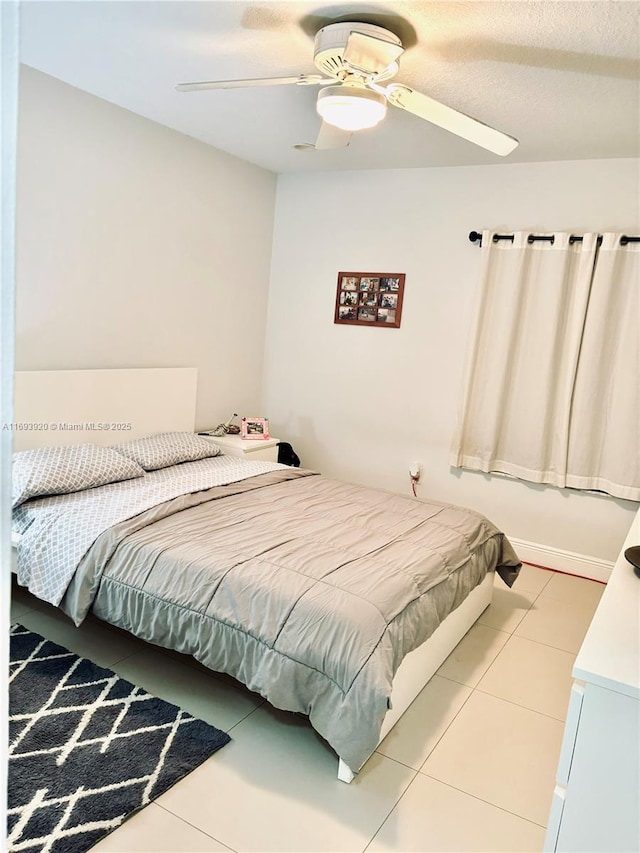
[409,462,421,480]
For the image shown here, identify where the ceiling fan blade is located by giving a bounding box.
[343,30,404,75]
[385,84,519,156]
[314,121,352,150]
[294,122,352,152]
[176,74,326,92]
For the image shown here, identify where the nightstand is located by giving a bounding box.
[200,432,280,463]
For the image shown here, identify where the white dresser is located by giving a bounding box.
[545,507,640,852]
[200,432,280,463]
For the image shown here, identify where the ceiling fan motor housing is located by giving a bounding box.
[313,21,402,80]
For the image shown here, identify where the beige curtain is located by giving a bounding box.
[450,231,599,488]
[565,234,639,500]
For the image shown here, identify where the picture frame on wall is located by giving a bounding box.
[241,417,270,440]
[334,272,405,328]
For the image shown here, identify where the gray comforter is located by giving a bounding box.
[57,466,520,773]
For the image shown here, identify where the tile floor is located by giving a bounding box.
[10,564,605,853]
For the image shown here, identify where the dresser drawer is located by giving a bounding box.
[556,681,584,786]
[544,785,566,852]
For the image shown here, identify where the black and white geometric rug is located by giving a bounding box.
[8,624,231,853]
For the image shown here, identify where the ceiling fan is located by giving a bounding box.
[175,21,519,155]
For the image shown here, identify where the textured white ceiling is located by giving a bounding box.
[19,0,640,173]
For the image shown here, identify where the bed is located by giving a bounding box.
[11,368,521,783]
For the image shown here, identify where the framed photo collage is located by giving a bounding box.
[334,272,405,328]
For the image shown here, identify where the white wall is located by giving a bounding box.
[1,0,19,835]
[263,159,640,562]
[16,66,277,430]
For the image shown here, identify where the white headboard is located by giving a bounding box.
[13,368,197,451]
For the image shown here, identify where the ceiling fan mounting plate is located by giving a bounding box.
[313,21,402,81]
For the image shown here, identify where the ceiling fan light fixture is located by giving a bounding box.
[317,86,387,131]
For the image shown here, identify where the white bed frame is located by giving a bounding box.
[12,368,493,783]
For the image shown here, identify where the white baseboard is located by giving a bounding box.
[508,536,613,583]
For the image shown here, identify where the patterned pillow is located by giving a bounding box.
[113,432,221,471]
[12,443,145,508]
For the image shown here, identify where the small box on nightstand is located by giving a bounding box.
[200,432,280,463]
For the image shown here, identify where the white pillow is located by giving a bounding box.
[12,443,145,508]
[113,431,221,471]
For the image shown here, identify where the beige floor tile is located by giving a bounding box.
[510,564,554,595]
[368,774,546,852]
[477,636,576,720]
[436,623,510,687]
[16,607,148,668]
[538,571,605,610]
[158,704,415,853]
[514,595,595,654]
[92,803,234,852]
[478,585,538,633]
[112,646,263,732]
[421,691,564,826]
[377,675,472,769]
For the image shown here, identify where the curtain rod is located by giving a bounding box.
[468,231,640,247]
